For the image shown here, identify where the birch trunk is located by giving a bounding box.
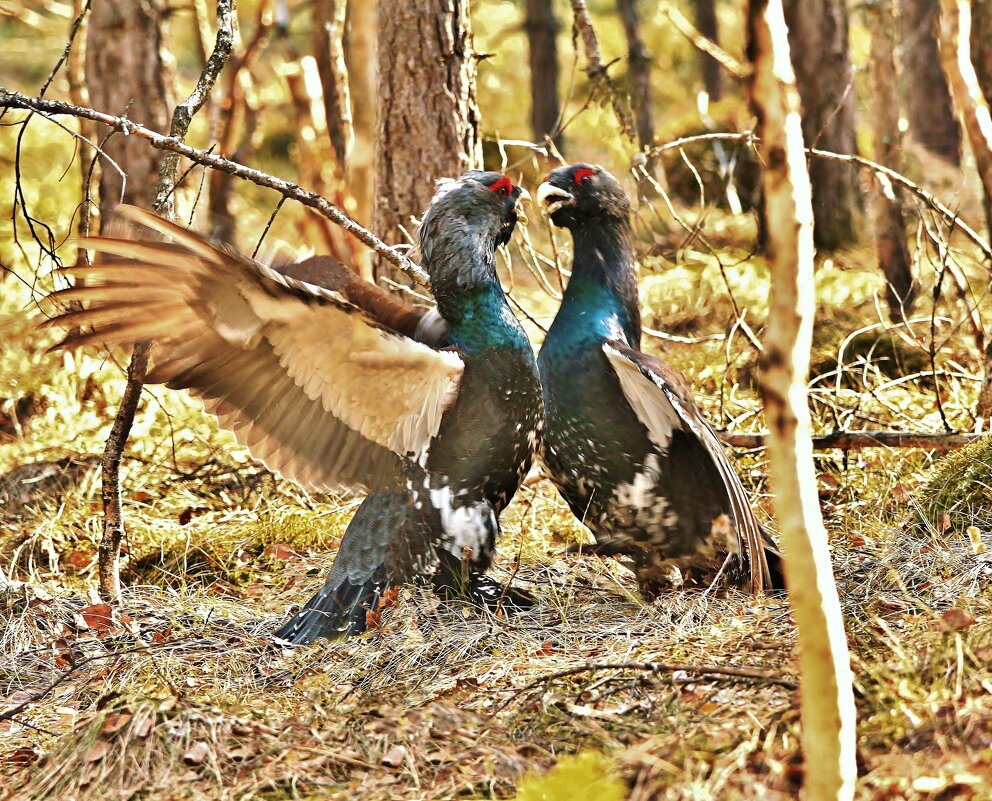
[747,1,858,797]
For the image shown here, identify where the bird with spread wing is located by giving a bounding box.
[43,171,542,644]
[535,163,784,596]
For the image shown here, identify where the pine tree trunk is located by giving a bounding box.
[747,1,858,797]
[972,0,992,238]
[87,1,171,215]
[86,0,172,600]
[693,0,723,101]
[617,0,654,151]
[372,0,482,287]
[868,0,916,320]
[783,0,861,250]
[524,0,563,151]
[901,0,962,164]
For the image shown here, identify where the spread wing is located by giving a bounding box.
[43,205,463,493]
[603,340,771,592]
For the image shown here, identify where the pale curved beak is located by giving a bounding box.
[513,187,532,225]
[515,186,533,205]
[536,181,574,215]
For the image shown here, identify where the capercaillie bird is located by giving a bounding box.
[535,163,784,596]
[43,171,543,644]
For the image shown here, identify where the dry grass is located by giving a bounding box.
[4,196,992,799]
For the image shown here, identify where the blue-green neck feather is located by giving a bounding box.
[543,217,641,356]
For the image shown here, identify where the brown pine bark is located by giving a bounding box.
[868,0,916,320]
[617,0,654,151]
[747,2,857,796]
[86,2,171,217]
[525,0,563,150]
[86,0,171,600]
[693,0,723,101]
[783,0,862,250]
[372,0,482,287]
[901,0,962,164]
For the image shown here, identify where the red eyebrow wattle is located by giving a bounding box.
[488,176,514,194]
[574,167,595,184]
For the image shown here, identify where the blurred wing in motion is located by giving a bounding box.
[44,205,463,492]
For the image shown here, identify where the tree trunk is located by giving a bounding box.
[972,0,992,238]
[901,0,962,164]
[86,1,171,218]
[524,0,563,151]
[372,0,482,287]
[314,0,354,170]
[747,1,858,798]
[939,0,992,420]
[86,0,171,600]
[344,0,376,233]
[783,0,861,250]
[617,0,654,151]
[693,0,723,102]
[868,0,916,320]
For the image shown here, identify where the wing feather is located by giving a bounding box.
[603,341,770,592]
[44,205,464,492]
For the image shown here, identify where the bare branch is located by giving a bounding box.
[719,430,984,451]
[659,1,749,79]
[566,0,635,139]
[0,88,431,286]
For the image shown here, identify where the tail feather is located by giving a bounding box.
[273,567,385,644]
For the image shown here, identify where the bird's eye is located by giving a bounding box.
[574,167,595,185]
[488,176,513,196]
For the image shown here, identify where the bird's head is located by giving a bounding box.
[536,163,630,230]
[419,171,529,290]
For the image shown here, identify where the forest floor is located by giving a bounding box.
[3,199,992,801]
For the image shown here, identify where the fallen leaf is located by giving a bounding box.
[531,640,555,657]
[100,712,132,736]
[966,526,987,555]
[938,512,952,535]
[4,746,42,767]
[938,608,976,632]
[381,744,408,768]
[178,507,194,526]
[183,741,210,765]
[262,543,298,561]
[132,491,153,503]
[151,628,172,644]
[86,740,111,762]
[64,550,94,569]
[78,604,114,633]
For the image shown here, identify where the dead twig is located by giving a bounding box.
[500,660,797,711]
[718,430,983,451]
[0,88,430,286]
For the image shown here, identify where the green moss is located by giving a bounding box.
[917,436,992,532]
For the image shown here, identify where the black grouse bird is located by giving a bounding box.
[535,163,783,595]
[44,171,543,643]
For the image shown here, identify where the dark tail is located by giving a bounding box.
[273,567,385,644]
[273,491,408,645]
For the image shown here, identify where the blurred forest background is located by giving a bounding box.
[3,0,992,799]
